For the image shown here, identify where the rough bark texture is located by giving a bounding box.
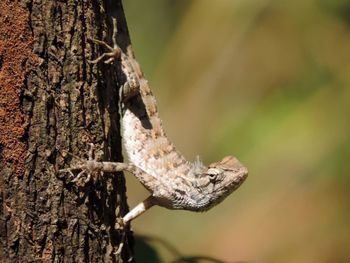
[0,0,134,262]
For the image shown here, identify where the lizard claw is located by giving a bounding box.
[88,38,114,52]
[58,143,101,185]
[114,221,134,262]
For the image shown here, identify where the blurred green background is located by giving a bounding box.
[123,0,350,262]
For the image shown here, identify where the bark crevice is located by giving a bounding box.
[0,0,134,262]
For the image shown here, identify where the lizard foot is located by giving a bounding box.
[88,18,121,64]
[114,222,134,262]
[87,38,121,64]
[58,143,102,186]
[115,217,126,231]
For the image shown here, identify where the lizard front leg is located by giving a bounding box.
[61,160,155,225]
[61,162,155,224]
[59,144,156,225]
[122,196,154,224]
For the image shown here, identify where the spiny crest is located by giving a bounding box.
[189,155,206,177]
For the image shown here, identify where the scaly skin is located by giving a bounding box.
[64,18,248,224]
[119,48,248,211]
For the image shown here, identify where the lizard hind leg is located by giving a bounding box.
[87,17,141,100]
[87,37,121,64]
[88,18,121,64]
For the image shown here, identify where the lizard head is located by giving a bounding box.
[190,155,248,211]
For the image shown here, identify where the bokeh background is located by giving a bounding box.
[123,0,350,262]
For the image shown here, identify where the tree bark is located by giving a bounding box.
[0,0,134,262]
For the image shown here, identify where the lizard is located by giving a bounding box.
[61,18,248,226]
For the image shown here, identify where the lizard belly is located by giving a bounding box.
[122,108,190,178]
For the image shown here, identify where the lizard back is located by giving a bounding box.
[120,50,194,181]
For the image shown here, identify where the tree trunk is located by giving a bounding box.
[0,0,134,262]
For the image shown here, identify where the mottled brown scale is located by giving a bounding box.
[119,46,248,211]
[67,21,248,224]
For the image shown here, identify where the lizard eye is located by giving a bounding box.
[208,173,216,179]
[207,168,220,182]
[208,174,216,184]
